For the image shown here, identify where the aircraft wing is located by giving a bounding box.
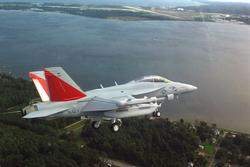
[22,96,163,119]
[23,107,68,119]
[81,96,120,112]
[82,95,161,112]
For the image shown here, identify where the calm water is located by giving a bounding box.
[0,10,250,133]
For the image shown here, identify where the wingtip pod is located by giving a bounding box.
[29,71,50,102]
[44,67,87,101]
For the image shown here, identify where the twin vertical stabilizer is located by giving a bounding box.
[30,67,86,102]
[29,71,50,102]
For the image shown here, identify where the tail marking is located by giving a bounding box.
[44,67,86,101]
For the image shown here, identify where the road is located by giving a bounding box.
[103,158,136,167]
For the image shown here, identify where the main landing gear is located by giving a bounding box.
[153,110,161,117]
[111,119,122,133]
[91,119,122,132]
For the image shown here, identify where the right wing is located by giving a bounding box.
[23,107,68,119]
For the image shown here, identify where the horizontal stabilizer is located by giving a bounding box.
[23,107,68,119]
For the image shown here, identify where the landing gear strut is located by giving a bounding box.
[21,109,27,116]
[92,121,101,129]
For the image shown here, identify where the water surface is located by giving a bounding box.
[0,10,249,132]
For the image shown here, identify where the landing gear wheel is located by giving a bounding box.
[92,121,100,129]
[153,111,161,117]
[156,111,161,117]
[111,123,120,132]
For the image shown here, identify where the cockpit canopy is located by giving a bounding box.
[132,75,171,83]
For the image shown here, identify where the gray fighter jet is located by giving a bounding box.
[23,67,197,132]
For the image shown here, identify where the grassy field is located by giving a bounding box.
[203,143,215,155]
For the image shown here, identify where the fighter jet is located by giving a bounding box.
[23,67,197,132]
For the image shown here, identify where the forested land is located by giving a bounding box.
[1,73,250,167]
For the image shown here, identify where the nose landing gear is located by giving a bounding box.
[92,120,101,129]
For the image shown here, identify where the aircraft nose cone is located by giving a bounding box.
[187,84,198,92]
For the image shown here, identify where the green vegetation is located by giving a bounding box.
[0,74,101,167]
[215,132,250,166]
[0,121,100,167]
[81,119,219,167]
[203,143,215,155]
[0,73,37,112]
[0,114,101,167]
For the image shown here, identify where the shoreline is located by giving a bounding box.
[0,2,248,25]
